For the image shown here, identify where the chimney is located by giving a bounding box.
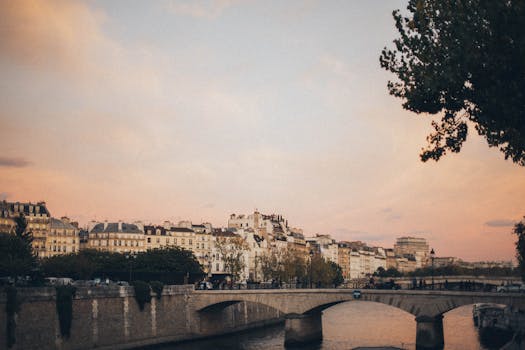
[118,220,122,232]
[103,220,108,231]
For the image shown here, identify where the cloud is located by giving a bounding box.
[0,0,107,73]
[485,219,516,227]
[165,0,243,19]
[0,157,30,167]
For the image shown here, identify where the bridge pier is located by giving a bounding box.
[284,312,322,347]
[415,315,444,350]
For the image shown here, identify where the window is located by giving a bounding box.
[147,237,151,243]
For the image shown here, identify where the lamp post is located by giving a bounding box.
[430,248,435,290]
[126,252,136,283]
[205,254,212,280]
[309,250,314,289]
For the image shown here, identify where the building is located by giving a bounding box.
[384,248,397,269]
[87,221,144,253]
[228,210,290,241]
[47,217,79,257]
[0,201,51,257]
[337,242,351,280]
[0,203,16,234]
[395,255,417,273]
[394,236,430,268]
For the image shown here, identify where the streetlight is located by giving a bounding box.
[430,248,435,290]
[126,252,136,283]
[205,254,212,280]
[309,250,314,289]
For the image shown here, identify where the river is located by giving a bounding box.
[156,302,500,350]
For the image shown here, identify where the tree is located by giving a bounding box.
[327,261,344,287]
[14,213,33,246]
[0,214,36,282]
[375,267,402,278]
[0,233,35,280]
[380,0,525,165]
[134,247,203,275]
[215,235,250,283]
[309,254,344,288]
[281,250,307,284]
[514,218,525,281]
[258,252,280,282]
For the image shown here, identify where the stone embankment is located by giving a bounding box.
[0,286,283,350]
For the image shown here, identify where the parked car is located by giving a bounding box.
[496,284,524,293]
[197,281,213,290]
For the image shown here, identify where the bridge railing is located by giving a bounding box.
[204,280,500,292]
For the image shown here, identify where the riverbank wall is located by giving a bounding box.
[0,286,283,350]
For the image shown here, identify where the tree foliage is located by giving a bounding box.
[40,248,203,282]
[514,218,525,281]
[258,249,306,283]
[0,233,35,279]
[14,214,33,247]
[309,254,344,288]
[0,214,36,281]
[215,235,249,282]
[381,0,525,165]
[375,267,403,278]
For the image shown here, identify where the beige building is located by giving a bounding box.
[395,255,417,273]
[145,225,171,249]
[0,203,16,234]
[394,236,430,268]
[337,243,351,280]
[47,217,79,257]
[88,221,144,253]
[0,201,51,257]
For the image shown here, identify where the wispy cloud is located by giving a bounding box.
[485,219,516,227]
[165,0,243,19]
[0,157,30,168]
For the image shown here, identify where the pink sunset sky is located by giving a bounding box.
[0,0,523,261]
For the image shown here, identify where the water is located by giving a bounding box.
[156,302,495,350]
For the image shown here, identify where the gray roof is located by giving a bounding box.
[169,227,194,233]
[91,222,142,234]
[50,218,77,230]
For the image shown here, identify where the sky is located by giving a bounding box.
[0,0,524,261]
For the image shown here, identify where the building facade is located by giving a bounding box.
[394,236,430,268]
[47,217,79,257]
[87,221,144,253]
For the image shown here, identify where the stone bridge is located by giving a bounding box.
[192,289,525,349]
[391,275,520,289]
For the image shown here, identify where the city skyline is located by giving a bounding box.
[1,0,524,262]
